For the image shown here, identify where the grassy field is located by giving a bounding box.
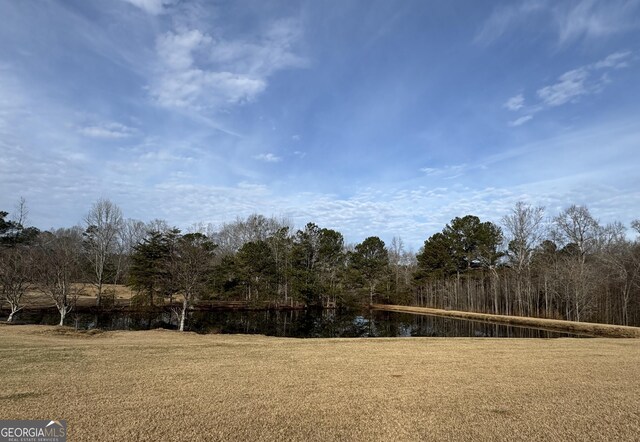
[6,284,138,310]
[1,325,639,441]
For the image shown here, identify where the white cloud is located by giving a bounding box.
[504,51,633,126]
[475,0,547,44]
[476,0,640,46]
[121,0,176,15]
[207,19,307,77]
[536,51,632,107]
[509,115,533,127]
[152,69,266,110]
[593,51,632,69]
[78,122,137,139]
[156,29,210,71]
[150,20,306,112]
[253,153,281,163]
[139,150,192,162]
[537,68,590,106]
[504,94,525,111]
[555,0,640,46]
[419,164,467,179]
[3,64,639,252]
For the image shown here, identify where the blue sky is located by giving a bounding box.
[1,0,639,249]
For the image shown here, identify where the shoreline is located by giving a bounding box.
[373,304,640,338]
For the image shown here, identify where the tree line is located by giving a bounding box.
[1,198,639,329]
[415,204,640,326]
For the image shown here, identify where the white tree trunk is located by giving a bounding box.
[7,303,21,323]
[179,299,188,332]
[58,307,67,326]
[96,280,103,307]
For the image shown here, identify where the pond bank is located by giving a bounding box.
[372,304,640,338]
[6,307,582,338]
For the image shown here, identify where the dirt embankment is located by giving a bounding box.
[372,304,640,338]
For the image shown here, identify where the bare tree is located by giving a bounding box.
[172,233,216,331]
[594,222,639,325]
[0,246,32,322]
[389,237,405,296]
[213,214,291,256]
[1,198,38,321]
[35,228,85,326]
[553,205,600,257]
[11,196,29,226]
[147,218,172,234]
[502,202,545,272]
[502,202,545,315]
[113,218,147,286]
[553,205,601,321]
[84,198,123,306]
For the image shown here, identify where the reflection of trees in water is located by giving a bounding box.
[375,312,572,338]
[16,309,576,338]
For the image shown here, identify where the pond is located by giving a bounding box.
[11,308,582,338]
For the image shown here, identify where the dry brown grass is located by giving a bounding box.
[78,284,136,300]
[4,285,139,310]
[374,304,640,338]
[0,325,639,441]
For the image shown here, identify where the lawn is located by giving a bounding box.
[1,325,638,441]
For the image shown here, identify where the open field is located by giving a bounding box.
[0,284,138,311]
[374,304,640,338]
[1,325,639,441]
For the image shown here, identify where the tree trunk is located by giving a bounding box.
[544,276,549,318]
[179,298,188,332]
[369,283,374,305]
[7,303,21,323]
[96,281,103,307]
[621,279,630,326]
[58,308,66,326]
[491,269,499,315]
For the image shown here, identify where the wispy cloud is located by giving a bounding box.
[139,150,193,162]
[509,115,533,127]
[475,0,545,44]
[151,29,265,110]
[504,94,525,111]
[593,50,633,69]
[554,0,640,46]
[419,164,468,179]
[504,51,633,125]
[253,153,282,163]
[121,0,176,15]
[78,122,137,139]
[537,51,631,106]
[150,20,306,112]
[2,0,639,252]
[537,68,590,106]
[477,0,640,46]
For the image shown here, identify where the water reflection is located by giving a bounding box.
[13,308,581,338]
